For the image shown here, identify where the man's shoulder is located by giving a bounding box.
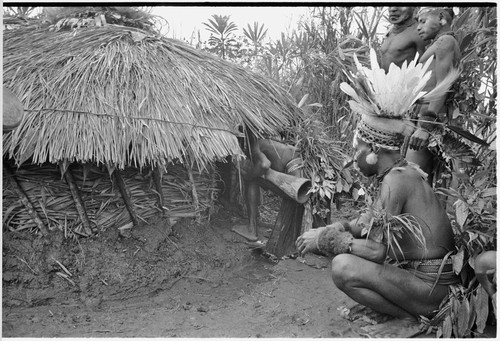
[383,165,423,186]
[433,33,459,50]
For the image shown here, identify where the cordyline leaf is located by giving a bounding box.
[475,286,489,333]
[452,248,465,274]
[468,294,477,331]
[481,187,497,198]
[455,200,468,228]
[457,299,470,337]
[443,314,452,338]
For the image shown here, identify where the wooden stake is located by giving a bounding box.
[61,163,94,236]
[111,168,139,227]
[186,166,200,222]
[3,165,49,236]
[152,166,165,212]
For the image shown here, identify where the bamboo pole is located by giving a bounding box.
[3,164,49,236]
[152,166,165,212]
[60,163,94,236]
[186,166,200,222]
[111,168,139,227]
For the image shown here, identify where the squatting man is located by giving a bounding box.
[295,120,459,318]
[294,8,462,318]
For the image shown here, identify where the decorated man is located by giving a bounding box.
[296,49,460,319]
[380,7,428,72]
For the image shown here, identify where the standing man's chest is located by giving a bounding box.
[381,28,417,54]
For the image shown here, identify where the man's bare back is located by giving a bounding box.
[379,165,454,260]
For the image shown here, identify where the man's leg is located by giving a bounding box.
[231,181,260,241]
[331,254,448,318]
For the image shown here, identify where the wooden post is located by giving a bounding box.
[111,168,139,227]
[266,198,305,258]
[186,166,200,223]
[61,163,94,236]
[152,166,165,212]
[4,165,49,236]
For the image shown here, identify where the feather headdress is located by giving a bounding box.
[341,48,460,150]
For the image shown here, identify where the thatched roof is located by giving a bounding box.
[3,25,301,169]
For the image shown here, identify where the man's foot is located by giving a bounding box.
[231,225,259,242]
[360,318,422,338]
[299,253,330,269]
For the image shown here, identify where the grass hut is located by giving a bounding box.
[3,18,301,237]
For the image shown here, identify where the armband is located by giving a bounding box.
[317,224,355,256]
[315,235,323,254]
[419,110,438,120]
[418,111,438,131]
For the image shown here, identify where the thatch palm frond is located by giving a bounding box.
[3,25,300,170]
[42,6,160,33]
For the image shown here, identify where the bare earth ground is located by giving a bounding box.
[2,194,495,338]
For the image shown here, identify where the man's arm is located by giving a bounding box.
[423,35,458,113]
[411,36,458,150]
[344,174,406,237]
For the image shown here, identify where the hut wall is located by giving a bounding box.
[2,162,219,235]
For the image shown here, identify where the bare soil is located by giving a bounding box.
[3,194,494,338]
[2,193,369,338]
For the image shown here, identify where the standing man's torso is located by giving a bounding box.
[380,22,423,71]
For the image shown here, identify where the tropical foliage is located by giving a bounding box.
[202,14,240,59]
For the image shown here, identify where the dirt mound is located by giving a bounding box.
[2,206,257,311]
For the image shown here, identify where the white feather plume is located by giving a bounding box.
[340,48,459,119]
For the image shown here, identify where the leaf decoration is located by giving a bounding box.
[443,314,453,338]
[475,286,489,333]
[455,200,469,228]
[457,299,470,337]
[441,133,481,166]
[452,248,465,274]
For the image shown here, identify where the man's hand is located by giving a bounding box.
[296,227,325,257]
[408,128,430,150]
